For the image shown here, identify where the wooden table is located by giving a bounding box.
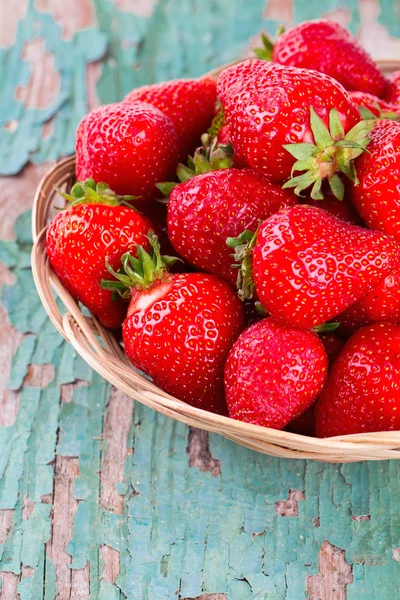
[1,2,400,598]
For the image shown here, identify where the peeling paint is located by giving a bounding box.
[186,428,221,477]
[35,0,96,41]
[2,2,400,598]
[15,38,61,109]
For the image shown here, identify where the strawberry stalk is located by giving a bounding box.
[55,178,138,207]
[359,104,400,121]
[157,138,234,197]
[226,229,258,301]
[282,107,376,200]
[312,322,340,333]
[101,232,179,299]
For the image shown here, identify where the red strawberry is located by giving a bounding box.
[168,167,296,285]
[319,333,345,365]
[338,257,400,336]
[316,322,400,437]
[76,102,179,204]
[286,332,344,436]
[46,179,153,329]
[272,20,386,97]
[233,205,400,329]
[302,185,362,225]
[384,70,400,104]
[349,91,400,120]
[224,318,328,429]
[124,78,217,162]
[286,407,316,437]
[351,119,400,241]
[218,60,370,199]
[102,234,245,413]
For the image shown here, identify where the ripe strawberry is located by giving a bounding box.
[76,102,179,204]
[286,332,344,436]
[316,322,400,437]
[168,167,296,285]
[46,179,153,329]
[232,205,400,329]
[351,119,400,241]
[102,234,245,413]
[384,70,400,104]
[302,185,362,225]
[286,407,316,437]
[224,318,328,429]
[349,91,400,120]
[124,78,217,162]
[319,333,345,366]
[272,20,386,97]
[218,60,371,199]
[338,258,400,336]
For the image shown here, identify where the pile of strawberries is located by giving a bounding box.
[46,19,400,439]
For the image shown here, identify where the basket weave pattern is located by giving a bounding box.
[31,60,400,462]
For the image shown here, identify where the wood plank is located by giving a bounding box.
[1,2,400,599]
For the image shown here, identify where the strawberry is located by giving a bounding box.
[338,257,400,336]
[286,332,344,436]
[231,205,400,329]
[167,167,296,285]
[302,185,362,225]
[224,318,328,429]
[349,91,400,120]
[286,407,316,437]
[350,119,400,241]
[102,234,245,413]
[271,20,386,97]
[384,70,400,104]
[315,322,400,437]
[76,102,179,204]
[319,333,345,366]
[217,60,372,199]
[124,78,217,162]
[46,179,153,329]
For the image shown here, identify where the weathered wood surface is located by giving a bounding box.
[1,1,400,598]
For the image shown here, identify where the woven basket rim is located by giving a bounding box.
[30,57,400,462]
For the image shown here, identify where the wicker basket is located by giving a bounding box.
[31,59,400,462]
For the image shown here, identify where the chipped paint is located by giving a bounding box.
[1,1,400,598]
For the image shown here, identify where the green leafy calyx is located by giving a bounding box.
[358,104,400,122]
[56,178,138,208]
[253,25,284,61]
[226,229,258,301]
[156,138,234,197]
[100,231,179,299]
[282,107,376,200]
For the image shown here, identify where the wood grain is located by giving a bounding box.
[1,1,400,599]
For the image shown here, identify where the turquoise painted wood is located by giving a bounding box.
[1,1,400,598]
